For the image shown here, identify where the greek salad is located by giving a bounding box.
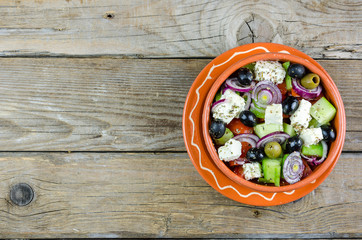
[209,60,337,186]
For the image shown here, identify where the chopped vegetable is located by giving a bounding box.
[310,97,337,125]
[254,123,284,138]
[283,123,296,137]
[262,158,282,186]
[256,131,290,148]
[282,61,292,91]
[209,59,337,187]
[264,141,283,158]
[301,73,320,89]
[301,142,324,157]
[225,77,255,92]
[283,152,304,184]
[214,128,234,146]
[252,81,283,109]
[292,78,322,100]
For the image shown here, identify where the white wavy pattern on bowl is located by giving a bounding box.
[189,46,296,201]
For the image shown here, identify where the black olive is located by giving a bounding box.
[288,63,306,79]
[209,120,226,139]
[246,148,265,162]
[236,68,253,86]
[321,125,336,142]
[285,136,304,153]
[239,110,257,127]
[282,96,299,115]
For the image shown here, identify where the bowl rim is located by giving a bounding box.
[202,52,346,193]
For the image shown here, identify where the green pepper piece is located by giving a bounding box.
[282,61,292,91]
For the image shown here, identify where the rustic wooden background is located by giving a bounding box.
[0,0,361,238]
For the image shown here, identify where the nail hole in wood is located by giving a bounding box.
[10,183,34,206]
[103,11,115,19]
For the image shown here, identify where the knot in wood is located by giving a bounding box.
[237,14,274,44]
[253,210,261,218]
[10,183,34,206]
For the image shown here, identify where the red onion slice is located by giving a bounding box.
[231,157,249,166]
[252,81,282,108]
[211,99,226,111]
[233,133,259,142]
[257,89,273,106]
[225,78,255,92]
[232,133,259,148]
[301,153,317,162]
[222,86,231,94]
[283,151,305,184]
[243,92,251,110]
[256,131,290,148]
[211,99,226,112]
[292,78,322,100]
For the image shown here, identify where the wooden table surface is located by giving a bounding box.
[0,0,361,238]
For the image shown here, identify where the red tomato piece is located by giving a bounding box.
[228,160,239,167]
[290,88,300,98]
[233,165,244,178]
[277,82,288,101]
[227,118,253,135]
[241,142,252,158]
[302,159,313,178]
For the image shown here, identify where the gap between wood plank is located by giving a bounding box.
[0,55,361,61]
[0,150,359,154]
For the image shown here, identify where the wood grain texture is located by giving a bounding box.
[0,0,360,58]
[0,152,359,238]
[0,58,359,151]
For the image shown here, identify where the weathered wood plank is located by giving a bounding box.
[0,0,360,58]
[0,152,360,238]
[0,58,359,151]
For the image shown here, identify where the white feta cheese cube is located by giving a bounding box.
[300,127,323,146]
[212,89,245,124]
[254,61,286,84]
[217,139,242,162]
[265,104,283,125]
[243,162,262,180]
[290,99,312,132]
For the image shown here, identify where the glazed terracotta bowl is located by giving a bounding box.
[202,52,346,193]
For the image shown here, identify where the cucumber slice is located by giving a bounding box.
[262,159,281,187]
[308,118,322,128]
[301,142,323,157]
[214,128,234,146]
[258,177,270,184]
[309,118,330,128]
[254,123,283,138]
[310,97,336,125]
[283,123,296,137]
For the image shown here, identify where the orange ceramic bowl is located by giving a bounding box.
[202,52,346,193]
